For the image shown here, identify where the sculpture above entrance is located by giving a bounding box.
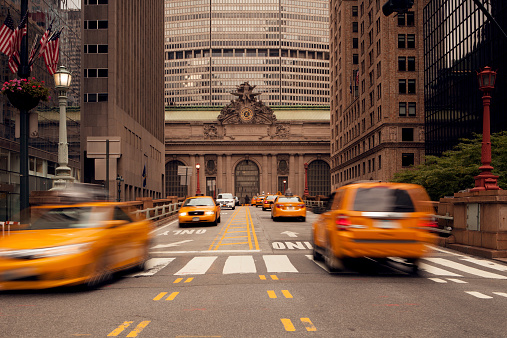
[217,82,277,125]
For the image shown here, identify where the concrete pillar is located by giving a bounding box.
[217,154,223,195]
[189,155,196,196]
[262,154,268,194]
[289,154,296,195]
[226,154,232,192]
[271,154,277,194]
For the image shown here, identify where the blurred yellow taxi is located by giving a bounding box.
[271,195,306,221]
[255,195,265,208]
[251,196,257,206]
[0,202,154,290]
[178,196,221,227]
[262,195,278,211]
[312,182,437,272]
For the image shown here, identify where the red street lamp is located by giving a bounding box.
[195,163,202,195]
[283,180,287,195]
[303,162,309,196]
[471,66,501,191]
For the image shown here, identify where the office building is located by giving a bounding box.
[329,0,426,189]
[81,0,165,201]
[164,0,330,107]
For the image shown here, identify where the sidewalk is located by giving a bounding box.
[436,236,507,264]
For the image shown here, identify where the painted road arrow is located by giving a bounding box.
[281,231,298,238]
[151,240,194,249]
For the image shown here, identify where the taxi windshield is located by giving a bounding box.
[277,197,302,202]
[184,198,214,206]
[353,188,415,212]
[30,207,109,230]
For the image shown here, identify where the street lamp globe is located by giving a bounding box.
[54,65,72,90]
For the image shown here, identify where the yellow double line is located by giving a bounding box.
[208,206,259,251]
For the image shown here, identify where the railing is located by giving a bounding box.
[132,201,183,222]
[1,221,20,237]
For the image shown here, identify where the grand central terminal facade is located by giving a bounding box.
[164,83,331,203]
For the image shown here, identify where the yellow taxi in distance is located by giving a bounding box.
[255,195,266,208]
[178,196,221,227]
[0,202,154,290]
[262,195,278,211]
[312,182,437,272]
[271,195,306,221]
[251,196,257,206]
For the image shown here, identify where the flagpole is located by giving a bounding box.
[18,0,30,223]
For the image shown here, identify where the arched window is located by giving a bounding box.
[308,160,331,196]
[165,160,187,197]
[234,160,260,204]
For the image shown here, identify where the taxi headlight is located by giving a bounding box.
[0,243,91,259]
[179,212,188,216]
[205,211,214,215]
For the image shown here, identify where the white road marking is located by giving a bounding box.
[151,240,194,249]
[447,278,468,284]
[459,257,507,272]
[429,246,466,257]
[175,256,218,275]
[263,255,298,273]
[281,231,299,238]
[128,258,175,277]
[150,250,261,254]
[428,278,447,283]
[465,291,493,299]
[424,258,507,279]
[492,292,507,298]
[150,219,177,234]
[223,256,256,274]
[419,262,463,277]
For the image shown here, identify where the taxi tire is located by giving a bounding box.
[324,243,343,272]
[85,256,112,289]
[133,244,150,272]
[217,214,221,223]
[301,217,306,222]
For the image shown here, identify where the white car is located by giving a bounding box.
[216,193,235,210]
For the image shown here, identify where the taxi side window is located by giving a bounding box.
[113,207,133,223]
[331,190,344,210]
[325,192,336,211]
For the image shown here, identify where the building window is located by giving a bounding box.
[84,93,108,102]
[398,13,406,26]
[165,160,187,197]
[377,61,381,77]
[353,54,358,64]
[378,155,381,169]
[407,12,415,26]
[84,69,108,78]
[407,57,415,71]
[353,22,358,32]
[84,44,108,53]
[402,128,414,141]
[398,35,405,48]
[399,80,406,94]
[308,160,331,196]
[85,0,108,4]
[84,20,108,29]
[399,102,407,116]
[353,38,358,49]
[407,34,415,48]
[402,153,415,167]
[408,79,416,93]
[352,6,358,16]
[398,57,406,71]
[408,102,416,116]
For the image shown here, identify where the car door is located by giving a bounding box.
[110,206,140,269]
[314,192,336,247]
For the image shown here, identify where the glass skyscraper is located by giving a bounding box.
[164,0,330,106]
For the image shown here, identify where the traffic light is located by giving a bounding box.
[382,0,414,16]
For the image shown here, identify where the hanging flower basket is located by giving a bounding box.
[1,78,50,111]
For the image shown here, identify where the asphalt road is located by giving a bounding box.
[1,205,507,337]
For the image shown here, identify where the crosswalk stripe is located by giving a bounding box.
[492,292,507,298]
[264,255,298,273]
[459,257,507,272]
[447,278,467,284]
[419,262,463,277]
[424,258,507,279]
[428,278,447,283]
[223,255,256,274]
[175,256,218,275]
[128,258,175,277]
[465,291,493,299]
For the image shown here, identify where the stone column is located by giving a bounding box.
[226,154,232,193]
[262,154,268,194]
[189,155,196,196]
[289,154,296,195]
[298,154,306,196]
[271,154,277,194]
[217,154,223,195]
[197,154,204,195]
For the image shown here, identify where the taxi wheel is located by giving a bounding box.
[312,245,323,262]
[300,217,306,222]
[86,256,112,289]
[217,214,221,223]
[324,244,343,272]
[133,244,150,272]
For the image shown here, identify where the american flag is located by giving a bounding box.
[42,28,62,75]
[0,12,14,55]
[37,21,53,59]
[8,12,28,74]
[356,69,359,85]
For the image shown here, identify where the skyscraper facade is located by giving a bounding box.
[164,0,330,107]
[424,0,507,156]
[329,0,427,189]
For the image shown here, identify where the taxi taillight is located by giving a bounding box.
[298,204,305,208]
[418,217,438,230]
[335,215,351,231]
[275,204,283,208]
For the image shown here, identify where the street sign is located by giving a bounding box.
[177,166,192,176]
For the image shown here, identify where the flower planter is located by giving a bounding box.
[6,91,41,111]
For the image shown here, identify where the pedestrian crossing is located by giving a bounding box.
[127,254,507,279]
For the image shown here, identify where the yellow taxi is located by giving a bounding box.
[262,195,278,211]
[178,196,221,227]
[312,182,437,272]
[0,202,154,290]
[251,196,257,206]
[255,195,266,208]
[271,195,306,221]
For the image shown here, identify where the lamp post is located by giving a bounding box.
[51,65,74,189]
[283,180,286,195]
[303,162,309,196]
[195,163,201,195]
[471,66,501,191]
[116,174,124,202]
